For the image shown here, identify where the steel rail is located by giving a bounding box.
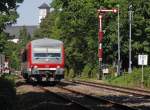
[67,80,150,97]
[58,85,137,110]
[79,80,150,93]
[38,86,92,110]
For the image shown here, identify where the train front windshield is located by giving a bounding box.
[32,47,62,62]
[34,53,61,59]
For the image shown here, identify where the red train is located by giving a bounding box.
[21,38,65,82]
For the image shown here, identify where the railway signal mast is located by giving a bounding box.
[97,8,118,79]
[128,4,133,73]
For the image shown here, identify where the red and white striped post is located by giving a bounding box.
[98,15,103,62]
[97,8,117,79]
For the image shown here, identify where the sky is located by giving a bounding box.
[16,0,52,26]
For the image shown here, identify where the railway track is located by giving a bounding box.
[16,81,90,110]
[66,80,150,97]
[38,84,137,110]
[38,86,91,110]
[16,78,149,110]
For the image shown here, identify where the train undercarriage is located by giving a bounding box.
[22,68,64,83]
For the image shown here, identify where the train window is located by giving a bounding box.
[33,47,61,60]
[48,53,61,57]
[33,53,61,59]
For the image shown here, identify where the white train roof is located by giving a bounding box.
[31,38,63,47]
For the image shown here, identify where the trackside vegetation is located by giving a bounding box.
[69,67,150,88]
[106,67,150,88]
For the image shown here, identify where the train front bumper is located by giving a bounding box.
[30,68,64,82]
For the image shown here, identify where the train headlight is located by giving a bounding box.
[34,65,38,69]
[28,68,31,71]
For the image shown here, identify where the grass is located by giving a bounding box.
[106,67,150,88]
[1,74,19,81]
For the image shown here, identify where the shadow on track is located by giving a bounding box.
[16,79,77,87]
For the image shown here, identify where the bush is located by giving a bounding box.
[81,64,92,78]
[68,69,75,79]
[91,67,99,79]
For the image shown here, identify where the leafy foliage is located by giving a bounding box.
[33,11,62,39]
[0,0,23,70]
[4,41,19,69]
[18,26,31,48]
[1,27,31,70]
[0,32,8,53]
[0,0,23,31]
[131,0,150,66]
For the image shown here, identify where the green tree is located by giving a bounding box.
[103,0,150,69]
[0,0,24,70]
[18,26,31,48]
[51,0,98,75]
[131,0,150,65]
[0,32,7,53]
[4,41,19,70]
[33,10,62,39]
[0,0,23,32]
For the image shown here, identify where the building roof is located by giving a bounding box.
[4,25,37,38]
[38,3,50,9]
